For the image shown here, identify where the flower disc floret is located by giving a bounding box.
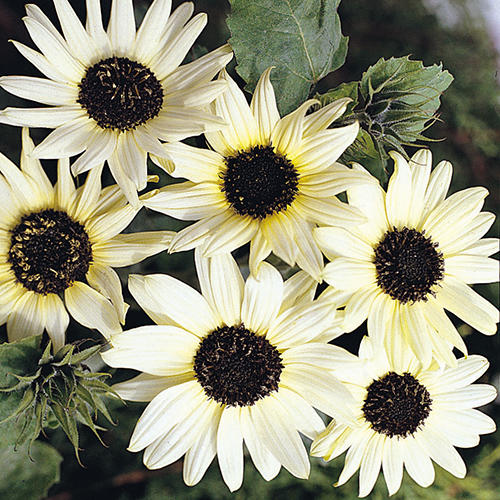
[373,227,444,303]
[78,57,164,131]
[362,371,432,437]
[9,209,92,295]
[221,146,299,219]
[193,323,283,406]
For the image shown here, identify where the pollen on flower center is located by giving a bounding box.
[78,57,164,131]
[362,371,432,438]
[373,227,444,303]
[8,209,93,295]
[221,145,299,219]
[193,324,283,406]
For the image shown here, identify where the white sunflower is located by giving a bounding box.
[314,150,499,367]
[0,0,232,205]
[143,68,377,279]
[311,336,497,497]
[102,251,354,491]
[0,129,173,350]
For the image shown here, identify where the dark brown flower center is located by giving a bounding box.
[362,371,432,437]
[373,227,444,303]
[193,324,283,406]
[78,57,164,131]
[9,209,92,295]
[221,145,299,219]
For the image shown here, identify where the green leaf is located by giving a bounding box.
[0,336,41,389]
[341,128,388,183]
[228,0,348,114]
[0,337,42,448]
[315,81,359,115]
[360,56,453,145]
[0,441,62,500]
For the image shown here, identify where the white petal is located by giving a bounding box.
[422,187,488,243]
[241,262,283,334]
[7,292,45,342]
[128,380,202,451]
[144,182,226,220]
[271,99,318,156]
[248,229,272,275]
[285,209,324,280]
[294,195,366,227]
[261,212,298,266]
[108,0,136,55]
[0,76,78,106]
[461,237,499,257]
[302,98,351,136]
[92,231,173,267]
[267,300,336,349]
[183,411,220,486]
[401,303,433,368]
[86,204,139,241]
[322,258,377,291]
[382,438,403,496]
[417,429,466,478]
[280,366,354,423]
[280,270,317,311]
[343,285,379,332]
[202,214,259,256]
[445,255,499,284]
[422,160,452,219]
[73,163,103,222]
[127,274,219,334]
[153,14,208,80]
[86,264,128,324]
[23,17,84,81]
[53,0,97,65]
[43,294,69,352]
[402,436,435,487]
[64,281,121,338]
[85,0,112,55]
[158,142,223,183]
[250,396,310,479]
[194,249,244,326]
[289,122,359,173]
[70,130,118,175]
[421,296,467,355]
[10,40,69,82]
[133,0,173,62]
[0,106,85,128]
[162,44,233,93]
[436,276,499,335]
[314,226,373,261]
[102,325,199,375]
[435,384,497,409]
[112,372,190,402]
[358,432,384,497]
[217,407,244,492]
[32,117,96,158]
[240,408,281,481]
[274,387,325,440]
[386,152,413,228]
[250,67,280,143]
[407,149,432,227]
[167,212,231,254]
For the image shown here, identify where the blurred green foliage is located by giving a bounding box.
[0,0,498,499]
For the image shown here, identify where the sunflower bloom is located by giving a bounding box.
[311,337,497,497]
[314,150,499,366]
[102,251,354,491]
[0,129,173,349]
[0,0,232,205]
[144,68,376,279]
